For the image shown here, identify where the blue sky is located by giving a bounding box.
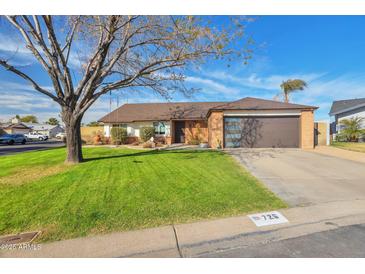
[1,16,365,124]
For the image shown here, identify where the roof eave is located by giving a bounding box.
[100,117,208,124]
[206,106,318,117]
[329,102,365,116]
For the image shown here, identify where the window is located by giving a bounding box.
[153,122,165,135]
[112,124,127,129]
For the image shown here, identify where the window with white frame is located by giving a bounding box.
[112,124,127,129]
[153,122,165,135]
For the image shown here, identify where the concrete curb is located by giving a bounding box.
[2,199,365,258]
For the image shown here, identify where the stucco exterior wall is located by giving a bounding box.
[125,121,155,137]
[208,111,224,148]
[315,121,329,146]
[300,110,315,149]
[4,128,30,134]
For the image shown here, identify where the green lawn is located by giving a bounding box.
[331,142,365,153]
[0,147,286,242]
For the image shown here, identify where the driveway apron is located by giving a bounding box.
[227,148,365,207]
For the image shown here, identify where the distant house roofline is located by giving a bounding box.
[23,122,62,130]
[1,123,31,130]
[329,98,365,116]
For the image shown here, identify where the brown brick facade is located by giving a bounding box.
[184,120,208,144]
[208,111,224,149]
[300,110,315,149]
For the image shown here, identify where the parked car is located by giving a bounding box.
[0,134,27,145]
[55,132,66,139]
[25,132,49,141]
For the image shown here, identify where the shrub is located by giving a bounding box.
[216,138,222,149]
[101,136,111,145]
[111,127,128,144]
[188,139,200,145]
[142,141,153,148]
[140,127,155,142]
[339,117,365,142]
[335,133,347,142]
[93,134,102,145]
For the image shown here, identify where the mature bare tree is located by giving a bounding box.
[0,16,252,163]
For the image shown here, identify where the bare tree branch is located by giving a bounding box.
[15,16,65,99]
[0,59,63,104]
[0,15,252,163]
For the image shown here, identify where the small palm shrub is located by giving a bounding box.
[111,127,128,144]
[339,117,365,142]
[140,127,155,142]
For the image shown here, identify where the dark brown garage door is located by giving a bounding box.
[224,116,300,148]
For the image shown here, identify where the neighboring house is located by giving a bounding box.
[10,117,21,124]
[329,98,365,138]
[99,97,318,149]
[0,123,31,134]
[24,123,64,138]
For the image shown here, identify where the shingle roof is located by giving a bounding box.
[210,97,317,111]
[1,123,30,130]
[99,101,226,123]
[98,97,318,123]
[24,123,61,131]
[329,98,365,115]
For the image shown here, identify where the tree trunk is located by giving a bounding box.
[284,92,289,103]
[62,110,83,164]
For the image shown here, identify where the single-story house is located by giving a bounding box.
[329,97,365,138]
[0,123,31,134]
[24,123,64,138]
[99,97,318,149]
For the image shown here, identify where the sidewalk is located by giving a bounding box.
[313,145,365,164]
[2,199,365,258]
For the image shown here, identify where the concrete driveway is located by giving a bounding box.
[228,148,365,206]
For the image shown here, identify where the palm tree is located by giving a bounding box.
[339,117,365,142]
[279,79,307,103]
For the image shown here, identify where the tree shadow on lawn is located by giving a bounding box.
[83,148,224,163]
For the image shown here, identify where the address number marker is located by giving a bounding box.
[248,211,289,227]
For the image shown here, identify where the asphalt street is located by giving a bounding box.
[0,140,65,156]
[201,223,365,258]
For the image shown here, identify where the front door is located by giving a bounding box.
[174,121,185,143]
